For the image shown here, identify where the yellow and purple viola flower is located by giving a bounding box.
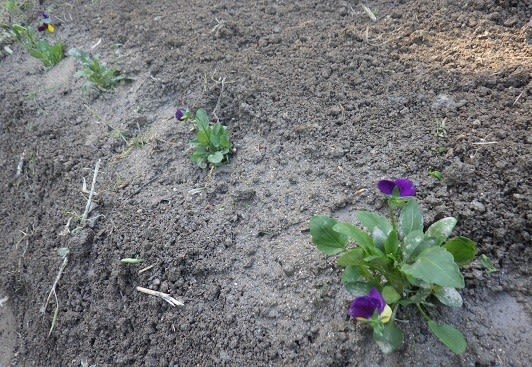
[37,12,56,33]
[348,288,392,323]
[377,178,416,197]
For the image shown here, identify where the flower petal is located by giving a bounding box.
[377,180,396,195]
[368,288,386,313]
[394,178,416,197]
[348,296,379,319]
[379,305,393,323]
[175,108,186,121]
[37,24,47,32]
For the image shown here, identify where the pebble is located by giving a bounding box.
[282,263,296,276]
[470,200,486,212]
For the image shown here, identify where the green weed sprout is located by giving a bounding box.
[11,23,63,66]
[176,107,232,168]
[310,178,477,355]
[68,48,127,93]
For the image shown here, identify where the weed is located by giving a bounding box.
[116,134,150,160]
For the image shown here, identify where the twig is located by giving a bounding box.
[90,38,102,50]
[211,75,226,123]
[41,253,68,314]
[138,264,155,274]
[361,4,377,22]
[136,286,184,307]
[81,159,101,224]
[16,150,25,177]
[471,141,498,145]
[210,18,225,34]
[512,89,525,106]
[0,296,8,307]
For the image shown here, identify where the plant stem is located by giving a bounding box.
[416,303,431,321]
[388,204,398,231]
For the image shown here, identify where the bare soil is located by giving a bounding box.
[1,1,531,366]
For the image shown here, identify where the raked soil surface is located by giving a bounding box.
[0,1,531,366]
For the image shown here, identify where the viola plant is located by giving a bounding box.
[68,48,128,94]
[11,12,64,67]
[176,107,232,169]
[310,178,477,354]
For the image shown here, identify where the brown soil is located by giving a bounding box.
[1,1,531,366]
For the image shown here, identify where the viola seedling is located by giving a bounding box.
[480,254,498,274]
[310,178,477,355]
[176,107,232,169]
[68,48,128,93]
[429,170,443,181]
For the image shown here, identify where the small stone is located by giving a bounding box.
[471,200,486,212]
[282,263,296,276]
[338,7,348,16]
[503,17,519,27]
[243,258,254,268]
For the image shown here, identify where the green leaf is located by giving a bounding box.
[434,287,463,307]
[195,108,209,126]
[480,254,498,273]
[410,237,436,261]
[356,211,392,235]
[336,248,365,267]
[208,151,224,164]
[398,199,423,239]
[209,128,221,147]
[403,231,437,262]
[384,230,399,256]
[402,230,424,261]
[401,247,464,288]
[341,265,363,284]
[428,321,467,355]
[408,287,432,303]
[443,237,477,266]
[309,216,348,255]
[373,323,404,354]
[429,170,443,181]
[382,286,401,304]
[333,222,375,256]
[371,226,387,251]
[425,217,457,246]
[345,281,377,297]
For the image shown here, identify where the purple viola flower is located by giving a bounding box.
[348,288,385,319]
[348,288,392,323]
[377,178,416,197]
[175,108,187,121]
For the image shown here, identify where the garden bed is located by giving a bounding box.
[0,1,530,366]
